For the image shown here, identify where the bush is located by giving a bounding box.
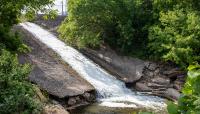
[0,50,41,114]
[59,0,200,66]
[148,8,200,67]
[0,25,31,53]
[0,0,57,113]
[58,0,153,54]
[0,25,22,52]
[168,64,200,114]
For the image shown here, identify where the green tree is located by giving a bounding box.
[0,0,54,113]
[0,50,40,114]
[0,0,54,28]
[148,1,200,67]
[58,0,154,55]
[0,0,55,51]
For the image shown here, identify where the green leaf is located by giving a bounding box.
[139,112,153,114]
[188,70,200,79]
[188,65,199,71]
[167,102,178,114]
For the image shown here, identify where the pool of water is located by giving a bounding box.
[70,103,167,114]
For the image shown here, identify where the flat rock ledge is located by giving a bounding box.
[81,47,145,83]
[15,25,95,107]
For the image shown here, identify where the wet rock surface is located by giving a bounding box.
[81,46,186,101]
[81,47,146,83]
[16,26,95,107]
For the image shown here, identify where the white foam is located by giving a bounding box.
[20,22,166,110]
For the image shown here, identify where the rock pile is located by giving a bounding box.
[81,46,186,101]
[134,62,186,100]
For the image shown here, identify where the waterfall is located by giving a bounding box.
[20,22,166,110]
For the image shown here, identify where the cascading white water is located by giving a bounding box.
[20,22,166,110]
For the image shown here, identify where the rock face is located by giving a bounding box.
[81,47,146,83]
[17,26,95,99]
[81,45,186,101]
[136,62,186,100]
[43,104,70,114]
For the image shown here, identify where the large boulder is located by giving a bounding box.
[81,46,146,83]
[17,26,95,98]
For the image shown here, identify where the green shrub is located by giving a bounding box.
[58,0,153,54]
[59,0,200,66]
[0,25,22,52]
[0,25,31,53]
[0,0,54,28]
[0,0,58,113]
[148,8,200,67]
[168,64,200,114]
[0,50,41,114]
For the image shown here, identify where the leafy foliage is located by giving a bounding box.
[0,0,54,28]
[168,64,200,114]
[0,0,54,113]
[148,1,200,67]
[148,9,200,67]
[138,112,154,114]
[0,25,30,53]
[59,0,200,67]
[58,0,153,54]
[0,50,41,114]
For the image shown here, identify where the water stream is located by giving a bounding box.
[20,22,166,112]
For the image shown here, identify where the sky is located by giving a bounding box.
[53,0,67,15]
